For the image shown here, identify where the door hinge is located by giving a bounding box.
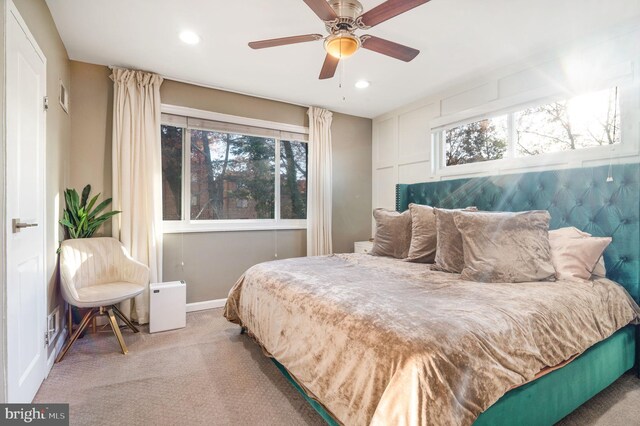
[43,96,49,111]
[44,331,50,346]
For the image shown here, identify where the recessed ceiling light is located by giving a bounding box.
[355,80,370,89]
[179,30,200,45]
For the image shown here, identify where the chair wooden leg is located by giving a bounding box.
[67,304,73,336]
[56,308,98,363]
[107,308,128,355]
[112,305,140,333]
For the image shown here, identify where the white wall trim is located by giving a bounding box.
[186,298,227,312]
[163,220,306,234]
[371,24,640,213]
[0,2,7,404]
[45,328,67,377]
[161,104,309,135]
[373,20,640,122]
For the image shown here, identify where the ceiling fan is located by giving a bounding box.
[249,0,430,79]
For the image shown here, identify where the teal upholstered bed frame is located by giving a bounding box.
[276,163,640,425]
[396,164,640,303]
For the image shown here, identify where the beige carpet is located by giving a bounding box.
[36,308,640,426]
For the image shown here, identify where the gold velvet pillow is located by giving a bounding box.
[549,227,611,281]
[433,207,477,273]
[406,204,437,263]
[371,208,412,259]
[454,210,556,283]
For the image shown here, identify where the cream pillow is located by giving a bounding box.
[454,210,556,283]
[593,257,607,278]
[550,227,590,239]
[549,227,611,281]
[406,204,437,263]
[371,208,412,259]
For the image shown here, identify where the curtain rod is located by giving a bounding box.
[107,65,312,110]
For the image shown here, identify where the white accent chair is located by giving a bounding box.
[56,237,149,362]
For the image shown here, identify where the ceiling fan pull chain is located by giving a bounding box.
[340,61,347,102]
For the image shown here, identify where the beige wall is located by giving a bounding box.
[12,0,71,356]
[162,80,308,127]
[331,113,372,253]
[68,62,113,235]
[69,63,372,303]
[164,231,306,302]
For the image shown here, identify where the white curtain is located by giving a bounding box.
[307,107,333,256]
[111,68,163,324]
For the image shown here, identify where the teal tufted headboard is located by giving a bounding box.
[396,164,640,302]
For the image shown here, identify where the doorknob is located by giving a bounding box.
[12,218,38,233]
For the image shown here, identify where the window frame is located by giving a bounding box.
[431,86,637,178]
[160,105,309,233]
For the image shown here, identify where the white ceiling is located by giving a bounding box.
[46,0,640,118]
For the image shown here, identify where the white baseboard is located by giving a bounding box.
[186,298,227,312]
[46,327,68,376]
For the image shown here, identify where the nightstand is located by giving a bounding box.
[354,240,374,254]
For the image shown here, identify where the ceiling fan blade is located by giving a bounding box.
[361,35,419,62]
[319,54,340,80]
[303,0,338,21]
[249,34,323,49]
[358,0,430,28]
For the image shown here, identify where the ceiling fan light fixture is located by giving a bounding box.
[324,32,360,59]
[179,30,200,45]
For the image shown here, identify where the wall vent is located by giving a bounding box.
[47,306,61,346]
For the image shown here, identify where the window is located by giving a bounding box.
[161,125,183,221]
[160,109,308,231]
[280,140,308,220]
[445,115,508,166]
[190,130,276,220]
[515,88,620,156]
[440,87,620,167]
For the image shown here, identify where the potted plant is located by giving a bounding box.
[59,184,120,239]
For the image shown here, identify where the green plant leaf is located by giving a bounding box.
[86,194,99,214]
[63,190,73,213]
[88,197,112,219]
[59,218,74,228]
[59,185,121,239]
[93,211,120,224]
[67,208,79,225]
[80,185,91,208]
[70,189,80,210]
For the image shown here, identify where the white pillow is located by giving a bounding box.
[549,227,610,281]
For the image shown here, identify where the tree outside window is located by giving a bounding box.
[445,116,507,166]
[161,125,308,222]
[444,87,620,167]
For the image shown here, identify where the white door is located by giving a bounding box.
[5,3,47,403]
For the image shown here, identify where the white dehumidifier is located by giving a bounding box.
[149,280,186,333]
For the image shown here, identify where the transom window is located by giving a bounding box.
[440,87,621,167]
[161,109,308,232]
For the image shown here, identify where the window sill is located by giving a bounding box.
[162,220,307,234]
[436,143,640,179]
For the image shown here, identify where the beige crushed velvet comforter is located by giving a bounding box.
[224,254,639,426]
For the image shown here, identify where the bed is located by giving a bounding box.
[224,163,640,425]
